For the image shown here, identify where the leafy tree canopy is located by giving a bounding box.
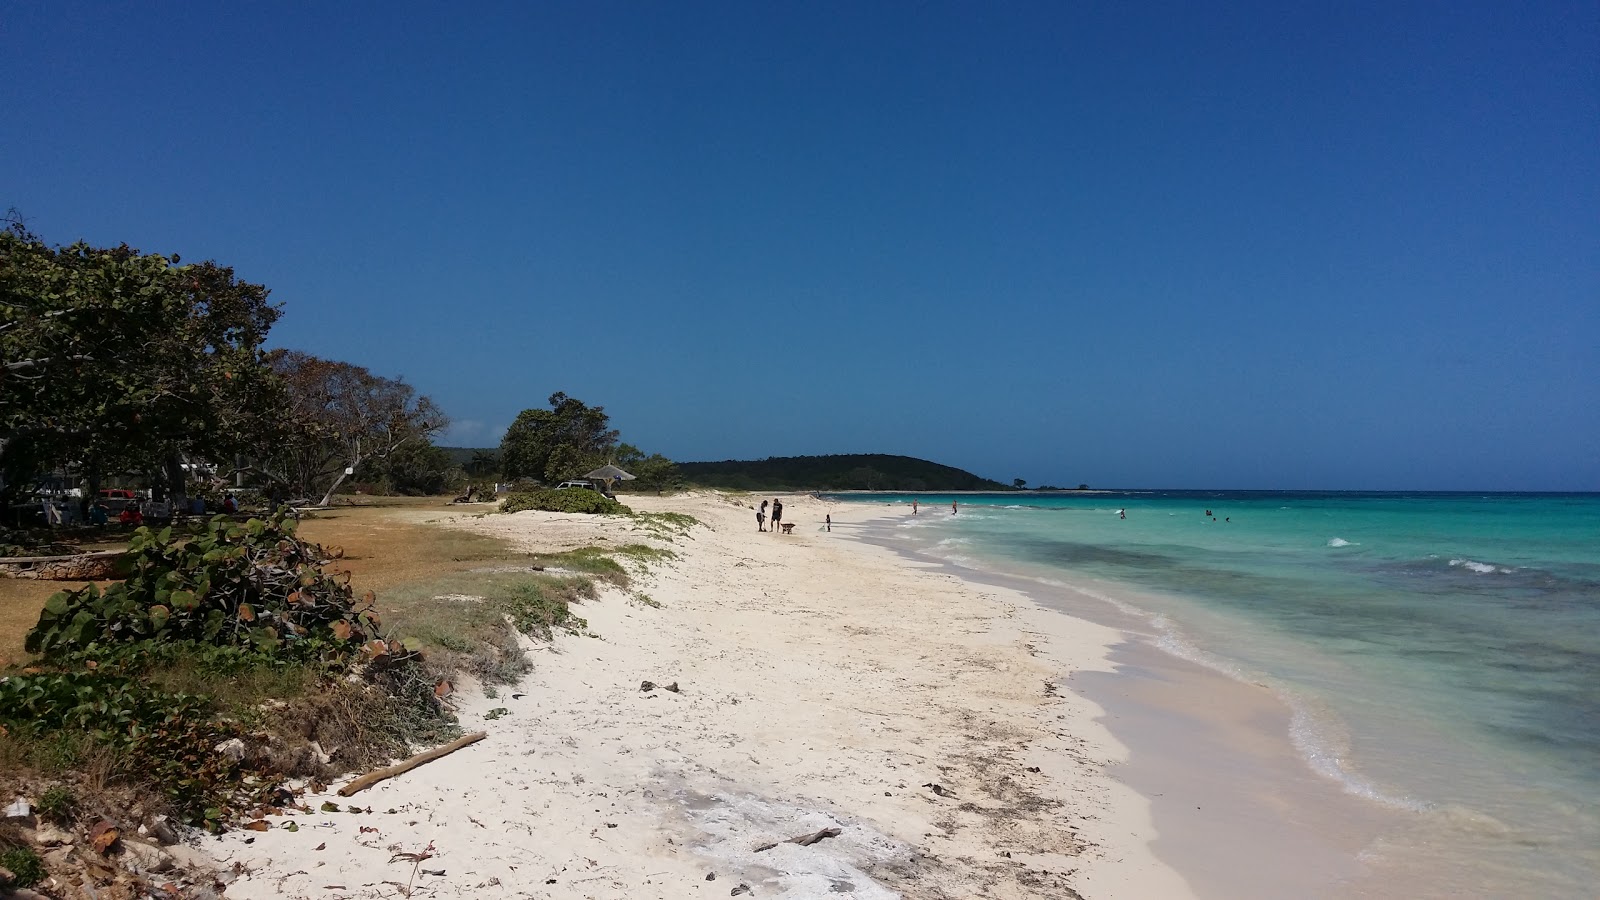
[499,393,619,485]
[1,220,282,503]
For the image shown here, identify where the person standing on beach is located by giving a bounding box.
[912,499,919,515]
[825,513,831,532]
[952,500,959,514]
[757,500,768,532]
[771,499,783,533]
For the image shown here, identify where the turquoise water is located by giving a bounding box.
[833,491,1600,896]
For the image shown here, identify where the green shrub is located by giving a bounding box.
[500,489,632,515]
[0,846,45,888]
[26,512,399,665]
[0,671,250,825]
[36,785,76,824]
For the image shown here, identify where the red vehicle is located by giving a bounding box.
[98,489,137,511]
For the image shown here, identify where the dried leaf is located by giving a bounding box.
[89,820,121,854]
[243,820,270,832]
[331,620,352,641]
[238,603,256,622]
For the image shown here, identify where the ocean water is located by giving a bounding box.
[831,491,1600,897]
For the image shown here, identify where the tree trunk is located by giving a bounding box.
[165,454,188,519]
[84,455,103,522]
[318,444,361,507]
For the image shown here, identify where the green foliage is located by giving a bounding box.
[677,453,1010,492]
[0,846,45,888]
[500,489,632,516]
[499,580,591,640]
[25,512,390,662]
[0,670,251,824]
[629,511,699,541]
[629,453,682,495]
[499,392,619,484]
[36,784,77,824]
[356,440,464,496]
[0,223,283,506]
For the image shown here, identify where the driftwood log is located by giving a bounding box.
[337,732,488,797]
[0,550,125,580]
[754,826,842,852]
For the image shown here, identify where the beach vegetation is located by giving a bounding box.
[0,220,282,514]
[2,511,454,829]
[501,488,632,515]
[499,392,620,484]
[629,511,700,541]
[0,844,45,889]
[260,351,448,506]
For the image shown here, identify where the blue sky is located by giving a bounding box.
[5,2,1596,490]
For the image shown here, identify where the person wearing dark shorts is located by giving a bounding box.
[770,499,783,533]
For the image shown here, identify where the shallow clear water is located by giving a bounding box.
[832,490,1600,896]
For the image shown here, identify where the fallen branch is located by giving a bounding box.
[754,826,842,852]
[338,732,487,796]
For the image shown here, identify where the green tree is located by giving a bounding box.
[1,222,282,511]
[631,454,681,495]
[499,393,618,484]
[466,449,500,478]
[1013,478,1027,489]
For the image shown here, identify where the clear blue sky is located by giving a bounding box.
[5,2,1596,490]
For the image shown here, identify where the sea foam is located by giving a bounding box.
[1449,558,1510,574]
[1327,537,1358,548]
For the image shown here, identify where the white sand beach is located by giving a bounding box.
[210,492,1197,899]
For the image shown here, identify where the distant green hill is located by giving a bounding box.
[439,446,497,469]
[678,454,1008,492]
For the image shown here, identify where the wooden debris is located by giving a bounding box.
[753,826,842,852]
[338,732,488,796]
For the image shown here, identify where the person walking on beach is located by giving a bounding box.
[757,500,767,532]
[770,499,783,533]
[952,499,959,515]
[825,513,831,532]
[912,499,919,515]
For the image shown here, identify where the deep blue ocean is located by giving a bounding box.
[830,490,1600,896]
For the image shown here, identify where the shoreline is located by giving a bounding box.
[850,514,1405,899]
[209,492,1193,898]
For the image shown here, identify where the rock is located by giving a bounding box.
[33,823,74,846]
[640,680,656,691]
[214,738,247,762]
[706,872,716,881]
[146,815,181,846]
[731,885,753,896]
[122,840,177,874]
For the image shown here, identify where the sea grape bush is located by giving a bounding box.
[25,512,413,663]
[0,670,254,825]
[500,489,632,516]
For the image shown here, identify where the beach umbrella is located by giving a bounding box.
[585,464,636,482]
